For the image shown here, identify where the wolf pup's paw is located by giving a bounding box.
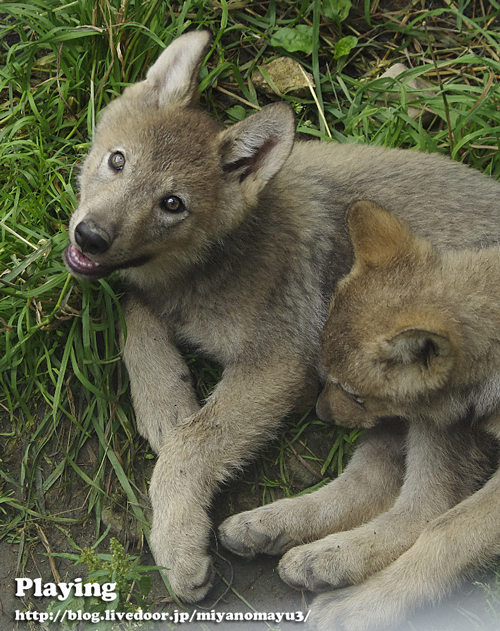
[153,546,214,603]
[150,513,215,602]
[219,502,305,558]
[278,534,374,591]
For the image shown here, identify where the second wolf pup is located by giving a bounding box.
[301,201,500,630]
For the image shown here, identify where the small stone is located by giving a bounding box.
[252,57,314,98]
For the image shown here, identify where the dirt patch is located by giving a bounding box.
[1,415,499,631]
[2,519,499,631]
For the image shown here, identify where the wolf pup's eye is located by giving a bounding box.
[336,381,365,407]
[160,196,185,214]
[350,393,365,407]
[109,151,125,171]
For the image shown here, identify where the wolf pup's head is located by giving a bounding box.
[317,201,465,429]
[64,30,295,285]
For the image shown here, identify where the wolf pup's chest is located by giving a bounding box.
[153,282,259,364]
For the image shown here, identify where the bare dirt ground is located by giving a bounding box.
[2,511,500,631]
[1,418,499,631]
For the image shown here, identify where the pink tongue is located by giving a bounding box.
[68,244,101,272]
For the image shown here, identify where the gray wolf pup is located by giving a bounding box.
[297,200,500,630]
[64,29,500,608]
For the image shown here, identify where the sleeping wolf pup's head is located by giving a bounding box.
[317,200,500,431]
[64,30,295,286]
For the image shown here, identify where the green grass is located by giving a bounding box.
[1,0,500,623]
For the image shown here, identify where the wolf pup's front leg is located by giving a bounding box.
[310,426,500,631]
[148,358,310,602]
[122,296,200,453]
[278,421,489,593]
[219,422,405,558]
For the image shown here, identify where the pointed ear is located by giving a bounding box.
[384,328,452,367]
[145,30,211,108]
[378,319,458,391]
[217,103,295,204]
[346,200,430,267]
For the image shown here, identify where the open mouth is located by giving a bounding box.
[64,243,112,280]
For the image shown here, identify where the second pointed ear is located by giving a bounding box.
[145,30,211,108]
[376,325,457,395]
[384,328,452,368]
[346,200,429,267]
[217,103,296,203]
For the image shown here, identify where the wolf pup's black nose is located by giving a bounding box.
[75,221,110,255]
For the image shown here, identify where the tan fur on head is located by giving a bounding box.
[65,32,296,288]
[130,30,212,109]
[217,103,296,209]
[319,201,468,428]
[348,204,462,396]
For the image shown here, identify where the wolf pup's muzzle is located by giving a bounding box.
[64,220,113,280]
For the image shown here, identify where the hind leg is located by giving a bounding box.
[218,422,405,558]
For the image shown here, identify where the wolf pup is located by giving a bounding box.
[288,201,500,630]
[64,29,500,604]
